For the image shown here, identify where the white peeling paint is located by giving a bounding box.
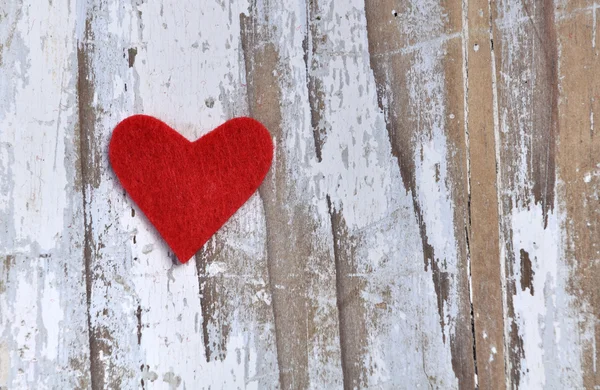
[493,1,589,388]
[0,342,8,385]
[403,1,463,383]
[314,0,459,387]
[80,0,280,387]
[490,346,498,363]
[509,201,584,389]
[3,2,73,251]
[510,205,556,388]
[1,0,596,388]
[12,269,39,386]
[414,123,460,337]
[0,0,90,388]
[41,271,63,360]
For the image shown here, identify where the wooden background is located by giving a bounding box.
[1,0,599,388]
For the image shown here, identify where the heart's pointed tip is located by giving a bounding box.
[176,256,191,265]
[173,249,195,265]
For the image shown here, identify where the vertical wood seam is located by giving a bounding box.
[327,196,347,389]
[76,13,101,390]
[487,0,511,387]
[460,0,480,387]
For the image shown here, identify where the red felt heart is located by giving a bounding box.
[109,115,273,263]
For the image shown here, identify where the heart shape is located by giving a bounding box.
[109,115,273,263]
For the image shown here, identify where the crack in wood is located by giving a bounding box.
[77,12,104,390]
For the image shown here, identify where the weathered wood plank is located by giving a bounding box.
[464,0,507,388]
[78,1,279,388]
[491,0,598,387]
[304,1,371,387]
[0,1,91,388]
[78,2,158,387]
[190,2,281,386]
[364,0,475,388]
[241,1,344,388]
[555,2,600,387]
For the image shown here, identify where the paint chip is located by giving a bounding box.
[206,262,226,276]
[128,48,138,68]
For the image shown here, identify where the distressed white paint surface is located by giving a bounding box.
[1,0,598,388]
[0,0,90,388]
[495,5,587,376]
[493,1,593,388]
[78,0,280,388]
[245,0,345,386]
[313,1,458,387]
[509,203,582,388]
[131,0,277,386]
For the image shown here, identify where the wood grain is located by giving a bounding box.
[555,2,600,388]
[1,0,600,388]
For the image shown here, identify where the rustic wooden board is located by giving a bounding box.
[464,0,506,388]
[491,1,599,388]
[0,1,91,388]
[1,0,599,389]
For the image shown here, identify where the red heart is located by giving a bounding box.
[109,115,273,263]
